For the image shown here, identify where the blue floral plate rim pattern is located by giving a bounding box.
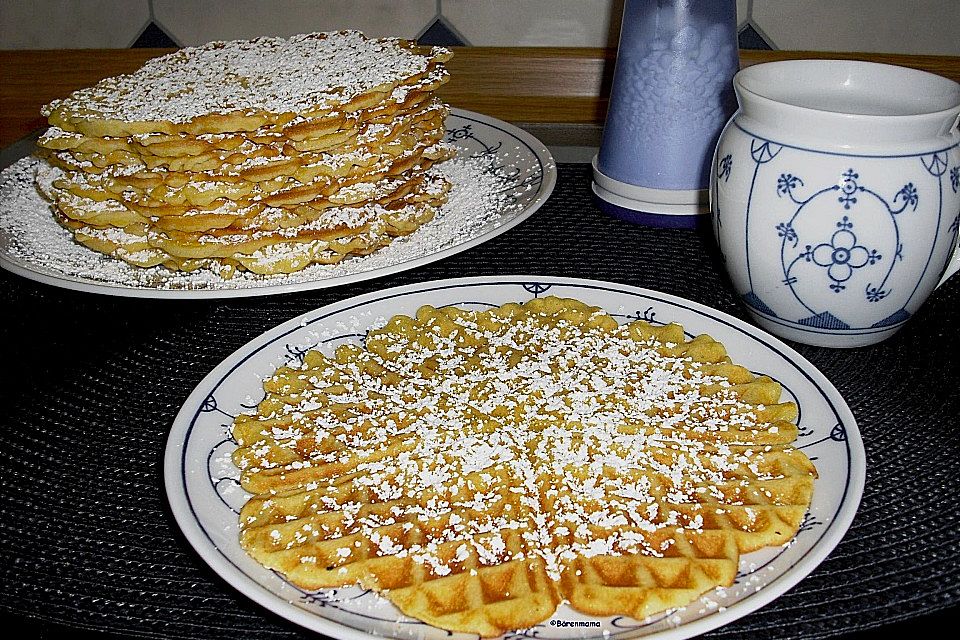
[164,276,865,640]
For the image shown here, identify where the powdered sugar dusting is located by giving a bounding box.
[233,299,815,613]
[45,31,449,125]
[0,146,546,293]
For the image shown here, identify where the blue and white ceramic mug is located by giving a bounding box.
[712,60,960,348]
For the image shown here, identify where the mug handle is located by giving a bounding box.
[937,239,960,288]
[936,116,960,288]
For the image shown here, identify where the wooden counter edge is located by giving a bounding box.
[2,47,959,147]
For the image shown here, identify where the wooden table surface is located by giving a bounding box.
[2,47,960,148]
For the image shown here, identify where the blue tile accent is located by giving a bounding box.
[418,17,466,46]
[132,21,177,48]
[738,22,773,50]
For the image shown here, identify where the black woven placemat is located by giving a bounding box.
[1,163,958,639]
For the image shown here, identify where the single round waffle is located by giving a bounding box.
[232,297,818,636]
[43,134,450,211]
[39,97,448,175]
[41,31,452,137]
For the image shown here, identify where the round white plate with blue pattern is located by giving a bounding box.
[164,276,865,640]
[0,109,555,298]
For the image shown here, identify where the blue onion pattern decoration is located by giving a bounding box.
[950,163,960,234]
[445,123,543,207]
[711,152,733,264]
[718,154,733,183]
[799,215,882,294]
[523,282,552,297]
[775,167,920,329]
[738,140,784,317]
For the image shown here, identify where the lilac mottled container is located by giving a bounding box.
[594,0,738,228]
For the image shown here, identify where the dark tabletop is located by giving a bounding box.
[1,163,958,639]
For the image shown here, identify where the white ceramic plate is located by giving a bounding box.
[0,110,555,298]
[164,276,864,640]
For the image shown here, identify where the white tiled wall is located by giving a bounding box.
[0,0,150,48]
[441,1,619,47]
[750,0,959,55]
[152,0,436,45]
[0,0,958,54]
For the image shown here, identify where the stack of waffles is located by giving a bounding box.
[34,31,455,276]
[231,296,818,636]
